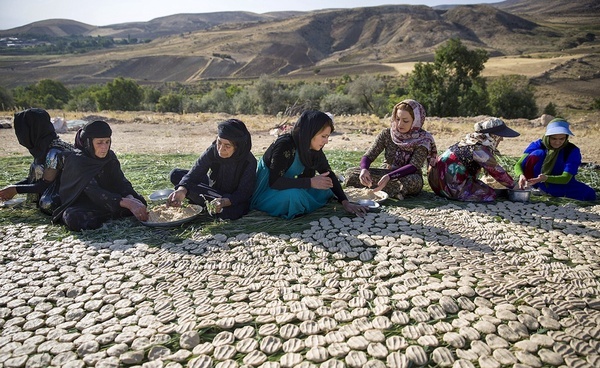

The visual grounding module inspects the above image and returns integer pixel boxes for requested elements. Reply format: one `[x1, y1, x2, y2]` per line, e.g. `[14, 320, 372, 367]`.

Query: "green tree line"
[0, 34, 146, 55]
[1, 39, 555, 119]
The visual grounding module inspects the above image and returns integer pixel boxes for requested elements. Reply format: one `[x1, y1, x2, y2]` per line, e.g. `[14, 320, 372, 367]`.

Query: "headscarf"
[389, 99, 438, 167]
[212, 119, 252, 163]
[459, 118, 507, 153]
[13, 108, 59, 163]
[458, 133, 499, 150]
[75, 120, 113, 159]
[540, 118, 572, 175]
[291, 110, 333, 170]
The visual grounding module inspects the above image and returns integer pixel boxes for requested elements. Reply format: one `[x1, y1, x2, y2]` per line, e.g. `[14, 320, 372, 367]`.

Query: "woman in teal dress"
[251, 110, 368, 219]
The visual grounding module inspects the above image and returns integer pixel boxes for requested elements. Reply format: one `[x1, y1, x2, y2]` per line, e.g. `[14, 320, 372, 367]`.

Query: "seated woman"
[251, 110, 368, 219]
[428, 118, 519, 202]
[515, 119, 596, 201]
[0, 108, 74, 214]
[52, 120, 148, 231]
[344, 99, 437, 199]
[167, 119, 257, 220]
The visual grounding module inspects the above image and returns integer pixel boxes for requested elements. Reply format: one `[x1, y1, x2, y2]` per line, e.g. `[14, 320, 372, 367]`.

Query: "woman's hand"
[359, 169, 372, 188]
[311, 172, 333, 189]
[372, 174, 390, 192]
[518, 175, 528, 189]
[209, 197, 231, 214]
[0, 186, 17, 201]
[342, 200, 368, 217]
[121, 197, 149, 221]
[526, 174, 547, 186]
[167, 187, 187, 207]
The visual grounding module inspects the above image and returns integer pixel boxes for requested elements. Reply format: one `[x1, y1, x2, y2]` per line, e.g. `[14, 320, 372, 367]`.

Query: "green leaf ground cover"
[1, 152, 598, 245]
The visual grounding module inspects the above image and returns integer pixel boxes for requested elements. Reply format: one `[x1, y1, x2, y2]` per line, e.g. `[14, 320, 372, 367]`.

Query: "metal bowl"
[149, 189, 174, 202]
[0, 197, 26, 208]
[357, 199, 380, 209]
[508, 189, 531, 202]
[494, 188, 509, 199]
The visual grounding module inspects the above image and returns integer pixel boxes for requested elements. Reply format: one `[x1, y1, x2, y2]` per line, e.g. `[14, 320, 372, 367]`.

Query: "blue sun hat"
[545, 119, 574, 136]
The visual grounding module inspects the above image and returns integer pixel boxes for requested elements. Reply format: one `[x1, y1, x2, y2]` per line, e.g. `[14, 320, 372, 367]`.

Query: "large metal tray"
[140, 205, 203, 227]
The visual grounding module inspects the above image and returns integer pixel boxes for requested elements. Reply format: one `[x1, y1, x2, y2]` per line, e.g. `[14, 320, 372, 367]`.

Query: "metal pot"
[508, 189, 531, 202]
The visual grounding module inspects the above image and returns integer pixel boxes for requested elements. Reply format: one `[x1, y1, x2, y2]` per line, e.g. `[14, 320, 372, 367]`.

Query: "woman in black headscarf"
[167, 119, 257, 220]
[0, 108, 74, 214]
[250, 110, 368, 219]
[52, 120, 148, 231]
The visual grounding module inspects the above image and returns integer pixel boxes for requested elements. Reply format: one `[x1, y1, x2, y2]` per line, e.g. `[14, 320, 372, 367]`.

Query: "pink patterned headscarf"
[390, 99, 438, 167]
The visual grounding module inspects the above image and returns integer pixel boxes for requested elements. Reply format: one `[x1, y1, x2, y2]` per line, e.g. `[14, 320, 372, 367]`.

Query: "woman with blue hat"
[514, 118, 596, 201]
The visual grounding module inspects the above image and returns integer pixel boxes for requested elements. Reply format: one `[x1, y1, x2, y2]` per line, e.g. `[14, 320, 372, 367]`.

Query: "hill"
[0, 12, 302, 39]
[0, 0, 598, 112]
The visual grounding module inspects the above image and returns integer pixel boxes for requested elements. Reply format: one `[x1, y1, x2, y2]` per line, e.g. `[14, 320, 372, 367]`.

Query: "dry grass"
[2, 110, 600, 164]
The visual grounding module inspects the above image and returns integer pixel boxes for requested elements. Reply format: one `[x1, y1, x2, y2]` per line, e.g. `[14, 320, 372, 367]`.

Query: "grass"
[1, 151, 599, 245]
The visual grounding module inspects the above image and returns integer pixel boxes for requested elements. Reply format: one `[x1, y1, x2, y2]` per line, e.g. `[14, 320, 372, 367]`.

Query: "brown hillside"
[4, 19, 96, 37]
[0, 0, 598, 113]
[496, 0, 600, 16]
[2, 4, 590, 87]
[90, 12, 296, 39]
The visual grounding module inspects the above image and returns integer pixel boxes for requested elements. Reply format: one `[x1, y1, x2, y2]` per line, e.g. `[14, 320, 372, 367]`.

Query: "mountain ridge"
[0, 0, 598, 87]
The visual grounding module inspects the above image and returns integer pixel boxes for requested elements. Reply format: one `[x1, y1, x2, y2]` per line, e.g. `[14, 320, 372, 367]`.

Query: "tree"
[346, 75, 386, 115]
[320, 93, 359, 115]
[232, 90, 258, 115]
[95, 77, 143, 111]
[199, 88, 233, 114]
[487, 75, 538, 119]
[13, 79, 70, 109]
[408, 38, 489, 117]
[67, 85, 101, 112]
[543, 102, 557, 116]
[297, 84, 329, 111]
[0, 86, 14, 110]
[253, 76, 293, 115]
[156, 93, 183, 113]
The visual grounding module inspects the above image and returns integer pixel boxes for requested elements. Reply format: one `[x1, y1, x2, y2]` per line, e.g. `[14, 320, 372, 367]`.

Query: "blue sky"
[0, 0, 500, 30]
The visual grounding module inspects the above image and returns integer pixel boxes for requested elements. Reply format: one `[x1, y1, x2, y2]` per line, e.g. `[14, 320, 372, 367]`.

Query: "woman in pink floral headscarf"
[344, 99, 437, 199]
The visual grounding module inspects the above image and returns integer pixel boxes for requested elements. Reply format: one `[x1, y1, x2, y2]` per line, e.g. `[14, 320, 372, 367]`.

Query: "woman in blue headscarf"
[53, 120, 148, 231]
[515, 118, 596, 201]
[167, 119, 257, 220]
[251, 110, 368, 219]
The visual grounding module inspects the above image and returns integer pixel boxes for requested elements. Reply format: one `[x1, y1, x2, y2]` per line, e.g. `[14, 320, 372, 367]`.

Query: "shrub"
[0, 85, 14, 110]
[543, 102, 558, 116]
[156, 93, 183, 113]
[487, 75, 538, 119]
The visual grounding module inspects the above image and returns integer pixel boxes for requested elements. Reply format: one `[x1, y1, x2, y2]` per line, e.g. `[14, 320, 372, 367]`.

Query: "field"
[1, 110, 599, 367]
[3, 109, 600, 162]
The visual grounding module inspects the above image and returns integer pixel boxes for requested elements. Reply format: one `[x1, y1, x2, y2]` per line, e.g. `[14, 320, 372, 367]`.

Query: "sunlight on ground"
[385, 54, 576, 77]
